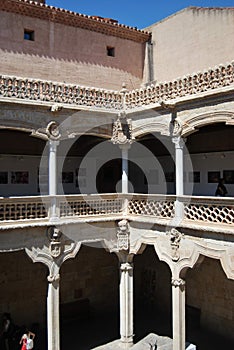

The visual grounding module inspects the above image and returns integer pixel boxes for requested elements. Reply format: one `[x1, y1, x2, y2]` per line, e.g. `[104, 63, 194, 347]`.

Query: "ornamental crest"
[117, 219, 129, 250]
[50, 241, 62, 258]
[47, 226, 63, 258]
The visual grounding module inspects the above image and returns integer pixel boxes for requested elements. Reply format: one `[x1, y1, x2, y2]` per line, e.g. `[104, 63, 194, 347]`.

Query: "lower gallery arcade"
[0, 236, 233, 350]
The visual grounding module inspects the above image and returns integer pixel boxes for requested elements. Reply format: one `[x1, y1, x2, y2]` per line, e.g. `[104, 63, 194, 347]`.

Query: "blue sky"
[48, 0, 234, 28]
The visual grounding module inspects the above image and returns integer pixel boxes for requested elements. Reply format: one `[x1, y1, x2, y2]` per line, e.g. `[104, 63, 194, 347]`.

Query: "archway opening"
[186, 256, 234, 349]
[134, 245, 172, 341]
[60, 244, 119, 349]
[185, 123, 234, 196]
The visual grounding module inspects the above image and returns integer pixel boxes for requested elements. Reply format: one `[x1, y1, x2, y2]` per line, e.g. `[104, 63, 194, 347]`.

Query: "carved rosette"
[46, 121, 61, 140]
[168, 228, 184, 262]
[117, 219, 130, 251]
[111, 114, 134, 145]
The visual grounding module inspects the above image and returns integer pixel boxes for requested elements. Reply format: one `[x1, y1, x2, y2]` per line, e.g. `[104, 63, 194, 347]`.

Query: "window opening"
[24, 29, 34, 41]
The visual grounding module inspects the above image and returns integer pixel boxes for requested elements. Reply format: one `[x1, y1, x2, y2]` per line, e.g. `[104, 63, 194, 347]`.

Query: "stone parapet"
[1, 60, 234, 111]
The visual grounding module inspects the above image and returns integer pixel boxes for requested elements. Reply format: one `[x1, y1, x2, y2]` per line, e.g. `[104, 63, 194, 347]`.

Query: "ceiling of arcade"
[186, 123, 234, 154]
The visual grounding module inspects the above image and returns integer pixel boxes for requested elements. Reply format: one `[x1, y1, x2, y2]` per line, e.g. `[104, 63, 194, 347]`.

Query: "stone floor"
[31, 308, 234, 350]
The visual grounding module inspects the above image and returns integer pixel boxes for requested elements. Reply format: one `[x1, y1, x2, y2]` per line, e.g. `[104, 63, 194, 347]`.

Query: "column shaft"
[49, 140, 59, 219]
[120, 262, 134, 345]
[47, 279, 60, 350]
[172, 279, 186, 350]
[174, 137, 184, 196]
[121, 146, 129, 194]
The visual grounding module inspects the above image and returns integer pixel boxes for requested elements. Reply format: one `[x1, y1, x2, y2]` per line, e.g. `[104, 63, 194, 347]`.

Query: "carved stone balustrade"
[0, 194, 233, 234]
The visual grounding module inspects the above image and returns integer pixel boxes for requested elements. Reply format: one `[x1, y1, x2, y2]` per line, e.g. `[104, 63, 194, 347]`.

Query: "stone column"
[119, 261, 134, 346]
[49, 140, 58, 196]
[171, 278, 186, 350]
[120, 144, 130, 194]
[172, 136, 185, 196]
[46, 121, 61, 220]
[172, 136, 185, 224]
[47, 270, 60, 350]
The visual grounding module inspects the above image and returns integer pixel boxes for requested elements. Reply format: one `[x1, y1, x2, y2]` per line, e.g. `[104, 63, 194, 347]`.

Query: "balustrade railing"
[0, 194, 233, 231]
[0, 196, 49, 222]
[179, 195, 234, 226]
[128, 194, 175, 219]
[58, 194, 123, 218]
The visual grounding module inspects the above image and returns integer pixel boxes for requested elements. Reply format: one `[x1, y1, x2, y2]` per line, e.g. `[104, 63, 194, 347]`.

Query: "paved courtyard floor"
[30, 308, 234, 350]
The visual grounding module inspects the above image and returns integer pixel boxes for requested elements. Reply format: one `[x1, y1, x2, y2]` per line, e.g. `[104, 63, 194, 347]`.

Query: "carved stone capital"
[46, 121, 61, 140]
[47, 273, 60, 283]
[171, 278, 185, 287]
[172, 136, 186, 149]
[120, 262, 133, 272]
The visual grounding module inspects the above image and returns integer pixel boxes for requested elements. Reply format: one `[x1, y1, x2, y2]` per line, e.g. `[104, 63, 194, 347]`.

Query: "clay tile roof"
[0, 0, 151, 43]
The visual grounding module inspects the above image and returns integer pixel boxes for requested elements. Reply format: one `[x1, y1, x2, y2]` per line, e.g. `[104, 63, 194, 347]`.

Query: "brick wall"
[0, 11, 145, 90]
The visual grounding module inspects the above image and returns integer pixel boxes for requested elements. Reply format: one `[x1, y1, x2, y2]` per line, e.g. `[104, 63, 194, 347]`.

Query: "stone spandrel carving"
[117, 219, 130, 251]
[47, 226, 63, 258]
[111, 115, 134, 145]
[168, 228, 184, 262]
